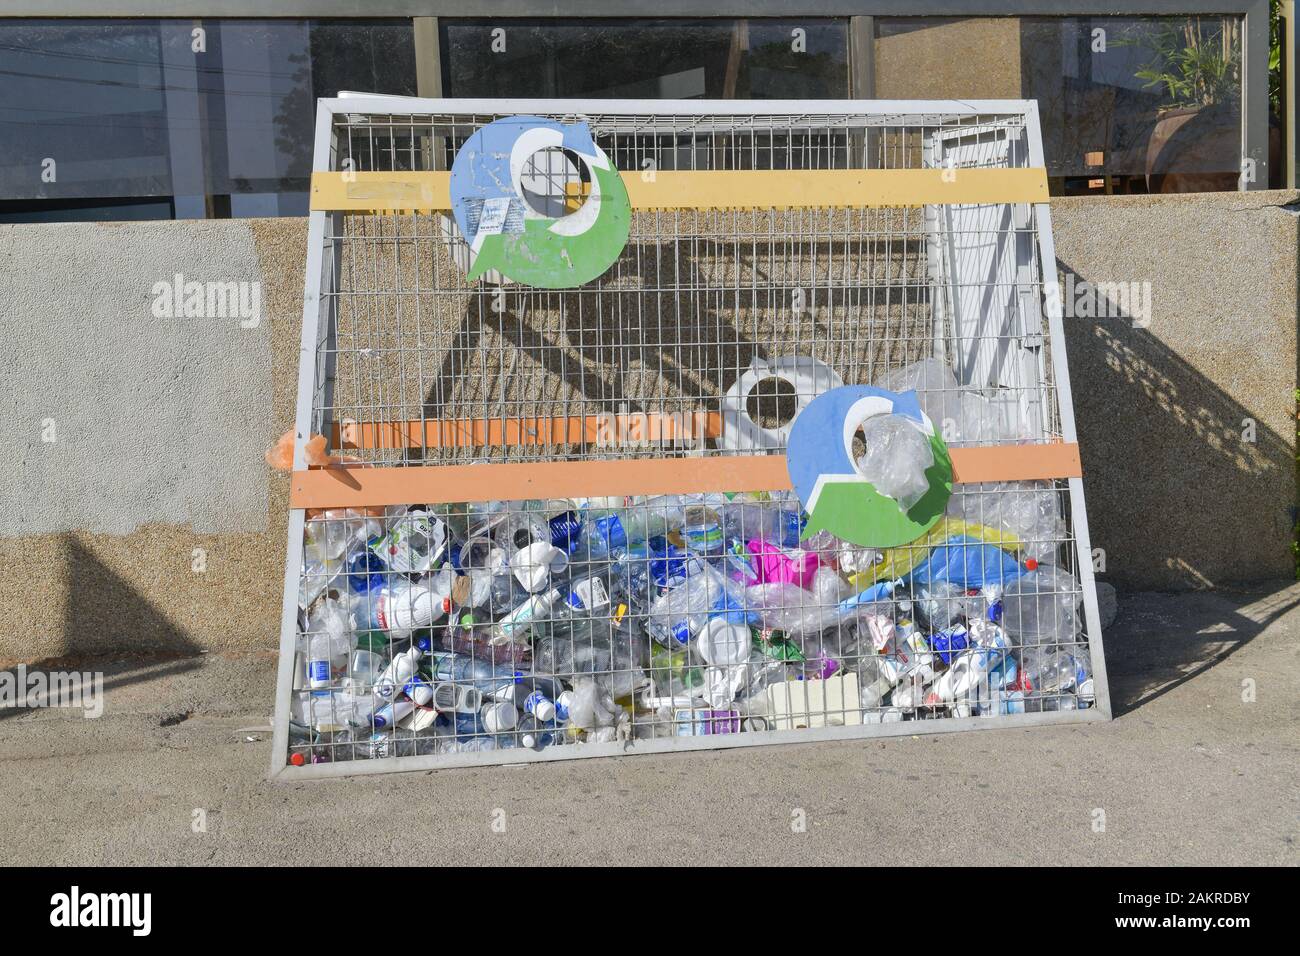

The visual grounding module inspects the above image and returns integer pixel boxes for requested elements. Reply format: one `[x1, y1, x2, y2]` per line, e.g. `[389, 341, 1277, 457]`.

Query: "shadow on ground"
[1104, 581, 1300, 717]
[0, 536, 203, 720]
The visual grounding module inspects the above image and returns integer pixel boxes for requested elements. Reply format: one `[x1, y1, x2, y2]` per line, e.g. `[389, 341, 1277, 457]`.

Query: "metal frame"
[269, 96, 1111, 780]
[0, 1, 1276, 190]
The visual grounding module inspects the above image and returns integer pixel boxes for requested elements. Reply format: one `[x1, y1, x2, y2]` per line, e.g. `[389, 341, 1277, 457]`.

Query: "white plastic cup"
[697, 616, 752, 667]
[511, 541, 568, 593]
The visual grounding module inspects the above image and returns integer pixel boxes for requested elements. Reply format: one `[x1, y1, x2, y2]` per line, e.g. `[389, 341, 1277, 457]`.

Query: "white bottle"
[482, 700, 519, 734]
[522, 690, 556, 722]
[373, 647, 421, 702]
[372, 698, 415, 730]
[930, 630, 1009, 704]
[356, 571, 452, 638]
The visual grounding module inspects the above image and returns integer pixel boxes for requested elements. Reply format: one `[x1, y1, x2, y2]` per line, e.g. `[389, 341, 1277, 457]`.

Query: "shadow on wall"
[1058, 260, 1295, 590]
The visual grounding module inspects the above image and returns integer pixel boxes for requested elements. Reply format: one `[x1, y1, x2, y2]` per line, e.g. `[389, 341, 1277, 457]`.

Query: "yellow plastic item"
[846, 518, 1022, 590]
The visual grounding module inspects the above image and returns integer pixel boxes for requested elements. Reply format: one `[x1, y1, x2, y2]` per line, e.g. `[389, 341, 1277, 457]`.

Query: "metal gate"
[270, 97, 1111, 778]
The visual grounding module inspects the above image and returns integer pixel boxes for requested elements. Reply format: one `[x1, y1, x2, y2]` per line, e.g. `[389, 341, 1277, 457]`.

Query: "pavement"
[1, 583, 1297, 866]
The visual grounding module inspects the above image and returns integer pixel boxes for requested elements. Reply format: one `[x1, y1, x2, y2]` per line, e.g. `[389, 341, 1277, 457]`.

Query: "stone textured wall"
[1, 191, 1295, 660]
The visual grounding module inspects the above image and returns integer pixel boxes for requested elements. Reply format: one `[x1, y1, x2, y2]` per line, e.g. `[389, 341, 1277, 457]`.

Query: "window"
[0, 18, 416, 221]
[874, 16, 1245, 193]
[441, 19, 849, 100]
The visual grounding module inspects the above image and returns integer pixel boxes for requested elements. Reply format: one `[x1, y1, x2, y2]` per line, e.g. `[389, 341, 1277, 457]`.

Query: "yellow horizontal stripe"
[310, 167, 1048, 213]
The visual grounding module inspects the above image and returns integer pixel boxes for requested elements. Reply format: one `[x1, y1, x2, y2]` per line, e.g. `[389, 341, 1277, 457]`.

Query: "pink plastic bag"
[746, 538, 821, 589]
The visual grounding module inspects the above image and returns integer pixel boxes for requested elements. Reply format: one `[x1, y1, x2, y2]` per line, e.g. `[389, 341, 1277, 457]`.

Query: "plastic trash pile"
[289, 488, 1094, 766]
[286, 359, 1095, 766]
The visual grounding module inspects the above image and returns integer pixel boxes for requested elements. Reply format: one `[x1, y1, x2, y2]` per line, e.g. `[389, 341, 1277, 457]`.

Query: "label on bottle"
[682, 511, 723, 553]
[372, 512, 446, 574]
[307, 659, 331, 685]
[497, 590, 557, 638]
[567, 576, 610, 612]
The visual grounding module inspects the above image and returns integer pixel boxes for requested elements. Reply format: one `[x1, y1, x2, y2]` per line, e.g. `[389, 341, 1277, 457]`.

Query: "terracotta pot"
[1145, 103, 1241, 193]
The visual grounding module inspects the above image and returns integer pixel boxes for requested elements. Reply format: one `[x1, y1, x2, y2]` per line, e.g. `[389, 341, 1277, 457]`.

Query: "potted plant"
[1130, 18, 1243, 191]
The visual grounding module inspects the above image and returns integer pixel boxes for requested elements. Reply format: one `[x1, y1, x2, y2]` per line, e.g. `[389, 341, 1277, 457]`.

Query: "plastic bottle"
[481, 700, 519, 734]
[1020, 648, 1089, 694]
[916, 581, 965, 628]
[423, 614, 532, 667]
[427, 650, 524, 696]
[346, 631, 389, 694]
[352, 570, 452, 638]
[373, 647, 422, 703]
[680, 505, 725, 554]
[927, 628, 1009, 705]
[304, 599, 354, 688]
[542, 504, 585, 555]
[534, 611, 647, 699]
[493, 509, 552, 554]
[518, 714, 557, 750]
[371, 698, 415, 730]
[554, 690, 575, 722]
[562, 571, 616, 616]
[646, 559, 748, 648]
[492, 587, 564, 644]
[1001, 565, 1083, 646]
[580, 496, 687, 560]
[457, 536, 518, 611]
[300, 509, 387, 610]
[721, 503, 803, 550]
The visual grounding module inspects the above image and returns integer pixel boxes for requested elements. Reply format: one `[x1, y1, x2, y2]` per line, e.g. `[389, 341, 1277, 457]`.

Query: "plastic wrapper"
[854, 413, 935, 511]
[947, 480, 1064, 560]
[1000, 564, 1083, 646]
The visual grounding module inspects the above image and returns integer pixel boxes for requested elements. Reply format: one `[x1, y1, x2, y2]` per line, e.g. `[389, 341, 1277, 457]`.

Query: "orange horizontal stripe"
[290, 443, 1080, 509]
[332, 413, 721, 450]
[949, 442, 1082, 484]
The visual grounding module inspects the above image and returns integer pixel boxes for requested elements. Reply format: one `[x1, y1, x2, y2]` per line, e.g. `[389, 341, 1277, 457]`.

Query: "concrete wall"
[1, 192, 1295, 661]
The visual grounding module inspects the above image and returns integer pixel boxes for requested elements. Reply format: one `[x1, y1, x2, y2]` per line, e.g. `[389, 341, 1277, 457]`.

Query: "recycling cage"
[270, 97, 1113, 779]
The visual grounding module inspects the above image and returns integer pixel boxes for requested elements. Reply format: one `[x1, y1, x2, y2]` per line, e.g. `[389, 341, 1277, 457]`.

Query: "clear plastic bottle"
[1001, 565, 1082, 646]
[304, 599, 354, 688]
[646, 559, 746, 648]
[346, 631, 389, 694]
[426, 650, 524, 696]
[580, 496, 687, 560]
[492, 587, 564, 644]
[535, 611, 647, 700]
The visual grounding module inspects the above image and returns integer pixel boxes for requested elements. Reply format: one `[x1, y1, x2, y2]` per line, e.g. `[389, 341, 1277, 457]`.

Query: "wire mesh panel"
[271, 98, 1110, 777]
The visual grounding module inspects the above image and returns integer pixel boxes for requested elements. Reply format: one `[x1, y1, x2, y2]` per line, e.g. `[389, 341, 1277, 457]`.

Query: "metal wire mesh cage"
[271, 97, 1111, 777]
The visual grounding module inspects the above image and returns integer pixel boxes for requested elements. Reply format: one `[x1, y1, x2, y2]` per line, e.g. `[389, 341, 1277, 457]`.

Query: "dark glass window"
[0, 18, 416, 221]
[441, 19, 849, 100]
[874, 16, 1244, 194]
